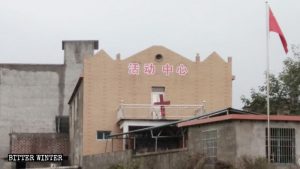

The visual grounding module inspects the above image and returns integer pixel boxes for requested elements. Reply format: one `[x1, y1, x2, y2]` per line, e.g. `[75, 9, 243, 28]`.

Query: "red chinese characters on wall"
[144, 63, 156, 75]
[161, 63, 173, 76]
[176, 64, 188, 76]
[128, 63, 188, 76]
[128, 63, 140, 75]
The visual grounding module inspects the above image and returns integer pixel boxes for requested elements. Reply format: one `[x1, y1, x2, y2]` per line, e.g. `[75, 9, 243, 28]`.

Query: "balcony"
[117, 103, 204, 120]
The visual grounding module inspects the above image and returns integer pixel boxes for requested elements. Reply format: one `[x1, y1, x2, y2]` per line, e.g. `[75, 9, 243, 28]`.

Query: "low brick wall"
[10, 133, 69, 156]
[83, 151, 132, 169]
[133, 149, 189, 169]
[26, 166, 78, 169]
[82, 149, 190, 169]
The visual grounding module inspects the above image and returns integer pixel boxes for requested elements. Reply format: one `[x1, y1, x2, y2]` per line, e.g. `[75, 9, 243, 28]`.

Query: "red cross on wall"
[154, 94, 170, 118]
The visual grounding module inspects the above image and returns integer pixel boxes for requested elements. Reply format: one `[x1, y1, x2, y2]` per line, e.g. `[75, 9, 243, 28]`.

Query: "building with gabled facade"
[68, 45, 234, 166]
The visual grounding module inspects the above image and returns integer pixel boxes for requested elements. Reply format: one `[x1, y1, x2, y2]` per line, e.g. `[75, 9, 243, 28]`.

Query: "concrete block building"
[0, 40, 98, 169]
[68, 45, 233, 166]
[178, 109, 300, 168]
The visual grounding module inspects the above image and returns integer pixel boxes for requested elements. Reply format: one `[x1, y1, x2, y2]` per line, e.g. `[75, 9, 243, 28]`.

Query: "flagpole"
[266, 1, 271, 163]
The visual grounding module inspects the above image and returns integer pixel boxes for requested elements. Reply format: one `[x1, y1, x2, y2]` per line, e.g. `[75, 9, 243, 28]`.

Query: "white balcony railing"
[117, 103, 205, 120]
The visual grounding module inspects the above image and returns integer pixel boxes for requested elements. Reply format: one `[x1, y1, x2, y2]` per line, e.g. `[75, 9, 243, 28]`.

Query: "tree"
[241, 44, 300, 115]
[279, 45, 300, 114]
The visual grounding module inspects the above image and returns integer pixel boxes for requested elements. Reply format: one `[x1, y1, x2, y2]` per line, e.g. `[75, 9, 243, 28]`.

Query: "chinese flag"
[269, 7, 288, 53]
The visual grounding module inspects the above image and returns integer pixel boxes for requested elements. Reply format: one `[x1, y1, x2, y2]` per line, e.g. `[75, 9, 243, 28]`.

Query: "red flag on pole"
[269, 7, 288, 53]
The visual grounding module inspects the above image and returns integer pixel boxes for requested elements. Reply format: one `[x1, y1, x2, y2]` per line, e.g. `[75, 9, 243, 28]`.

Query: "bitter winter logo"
[8, 154, 63, 162]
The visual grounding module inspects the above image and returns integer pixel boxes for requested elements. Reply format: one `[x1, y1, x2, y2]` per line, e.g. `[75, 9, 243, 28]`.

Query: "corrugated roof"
[109, 107, 256, 138]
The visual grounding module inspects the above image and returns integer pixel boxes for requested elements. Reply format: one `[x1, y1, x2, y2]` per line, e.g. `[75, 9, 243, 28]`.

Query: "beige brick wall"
[82, 46, 233, 155]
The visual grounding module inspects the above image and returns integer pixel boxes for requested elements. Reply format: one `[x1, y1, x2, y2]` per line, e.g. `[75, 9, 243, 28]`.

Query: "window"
[155, 54, 163, 62]
[151, 87, 165, 119]
[151, 87, 165, 104]
[97, 131, 111, 140]
[201, 130, 217, 158]
[266, 128, 295, 163]
[55, 116, 69, 134]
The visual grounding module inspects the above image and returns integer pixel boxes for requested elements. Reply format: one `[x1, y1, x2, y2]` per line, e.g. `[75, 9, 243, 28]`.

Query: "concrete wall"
[235, 121, 300, 163]
[83, 151, 132, 169]
[63, 41, 97, 116]
[188, 121, 237, 163]
[25, 162, 62, 168]
[69, 79, 84, 166]
[82, 149, 190, 169]
[132, 150, 190, 169]
[0, 40, 98, 169]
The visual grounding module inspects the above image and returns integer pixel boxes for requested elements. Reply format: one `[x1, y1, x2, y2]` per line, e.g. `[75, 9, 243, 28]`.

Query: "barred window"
[202, 130, 217, 158]
[266, 128, 295, 163]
